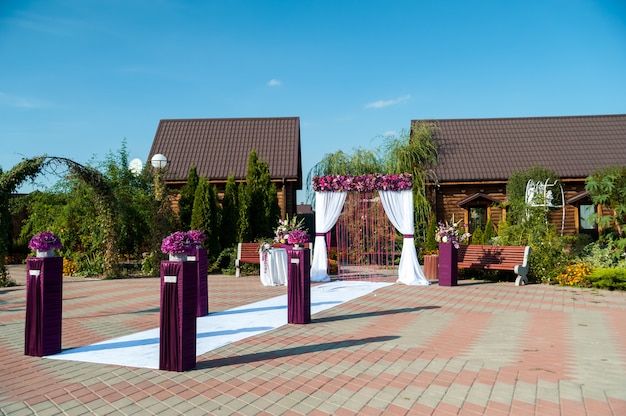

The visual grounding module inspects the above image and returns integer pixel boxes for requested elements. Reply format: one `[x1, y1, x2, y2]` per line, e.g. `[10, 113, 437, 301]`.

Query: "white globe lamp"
[151, 154, 168, 169]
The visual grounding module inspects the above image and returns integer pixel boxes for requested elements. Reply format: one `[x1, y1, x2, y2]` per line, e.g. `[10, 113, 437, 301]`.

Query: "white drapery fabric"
[310, 191, 347, 282]
[378, 190, 430, 285]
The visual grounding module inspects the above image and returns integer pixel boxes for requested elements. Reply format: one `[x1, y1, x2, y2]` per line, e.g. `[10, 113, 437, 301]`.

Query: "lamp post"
[151, 153, 168, 169]
[151, 154, 168, 201]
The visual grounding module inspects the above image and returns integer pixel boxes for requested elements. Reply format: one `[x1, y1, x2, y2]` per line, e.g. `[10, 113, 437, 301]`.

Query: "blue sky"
[1, 0, 625, 201]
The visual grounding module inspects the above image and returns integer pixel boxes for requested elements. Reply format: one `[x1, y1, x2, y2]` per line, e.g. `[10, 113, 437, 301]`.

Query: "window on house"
[579, 204, 596, 230]
[469, 206, 486, 234]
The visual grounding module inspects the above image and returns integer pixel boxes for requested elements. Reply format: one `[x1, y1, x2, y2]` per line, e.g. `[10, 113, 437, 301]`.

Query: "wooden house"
[147, 117, 302, 217]
[416, 114, 626, 237]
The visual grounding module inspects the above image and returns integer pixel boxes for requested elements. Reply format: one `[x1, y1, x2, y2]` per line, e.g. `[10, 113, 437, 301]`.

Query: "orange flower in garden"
[556, 262, 592, 286]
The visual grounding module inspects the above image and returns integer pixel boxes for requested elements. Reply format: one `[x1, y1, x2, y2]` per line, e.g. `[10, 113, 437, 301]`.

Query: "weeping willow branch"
[304, 122, 438, 240]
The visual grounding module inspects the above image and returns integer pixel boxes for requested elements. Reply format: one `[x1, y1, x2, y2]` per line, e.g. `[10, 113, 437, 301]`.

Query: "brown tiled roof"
[416, 114, 626, 183]
[148, 117, 302, 186]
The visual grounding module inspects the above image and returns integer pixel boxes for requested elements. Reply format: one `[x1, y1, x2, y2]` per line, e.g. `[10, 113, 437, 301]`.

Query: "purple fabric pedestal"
[438, 243, 458, 286]
[194, 247, 208, 317]
[287, 248, 311, 324]
[25, 257, 63, 357]
[159, 261, 197, 372]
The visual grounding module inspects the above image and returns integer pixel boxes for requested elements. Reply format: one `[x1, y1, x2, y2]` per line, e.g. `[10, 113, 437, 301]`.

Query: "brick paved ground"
[1, 264, 625, 415]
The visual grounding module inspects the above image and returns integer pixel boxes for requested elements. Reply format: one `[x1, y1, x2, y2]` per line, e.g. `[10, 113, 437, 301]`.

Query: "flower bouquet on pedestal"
[188, 230, 206, 247]
[435, 215, 470, 286]
[29, 231, 62, 257]
[161, 231, 195, 261]
[187, 230, 206, 261]
[287, 229, 309, 249]
[274, 214, 307, 245]
[435, 214, 471, 249]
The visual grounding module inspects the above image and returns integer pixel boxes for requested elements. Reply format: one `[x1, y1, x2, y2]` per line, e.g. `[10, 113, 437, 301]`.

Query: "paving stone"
[1, 268, 625, 415]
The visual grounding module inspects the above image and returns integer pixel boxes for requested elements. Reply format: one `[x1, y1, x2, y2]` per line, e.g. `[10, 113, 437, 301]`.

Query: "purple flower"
[312, 174, 413, 192]
[188, 230, 206, 244]
[161, 231, 195, 255]
[287, 229, 310, 244]
[29, 231, 62, 251]
[435, 216, 471, 249]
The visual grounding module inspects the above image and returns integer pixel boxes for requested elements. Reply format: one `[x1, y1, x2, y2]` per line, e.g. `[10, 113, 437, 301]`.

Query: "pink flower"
[312, 174, 413, 192]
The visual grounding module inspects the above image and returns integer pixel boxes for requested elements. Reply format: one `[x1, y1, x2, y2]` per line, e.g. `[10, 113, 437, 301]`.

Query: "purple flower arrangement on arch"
[312, 173, 413, 192]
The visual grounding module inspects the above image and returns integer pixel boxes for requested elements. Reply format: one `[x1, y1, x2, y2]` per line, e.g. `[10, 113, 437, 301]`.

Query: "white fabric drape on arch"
[310, 191, 347, 282]
[378, 189, 430, 285]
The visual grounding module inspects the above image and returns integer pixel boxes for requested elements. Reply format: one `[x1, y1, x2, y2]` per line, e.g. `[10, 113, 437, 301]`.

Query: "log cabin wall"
[431, 178, 594, 236]
[433, 182, 507, 232]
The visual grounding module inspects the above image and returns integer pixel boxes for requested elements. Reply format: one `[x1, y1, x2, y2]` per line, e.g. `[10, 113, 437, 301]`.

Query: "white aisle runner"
[46, 281, 392, 369]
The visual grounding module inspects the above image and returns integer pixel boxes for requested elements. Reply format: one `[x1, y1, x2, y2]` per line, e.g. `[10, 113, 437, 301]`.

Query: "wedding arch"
[310, 173, 430, 286]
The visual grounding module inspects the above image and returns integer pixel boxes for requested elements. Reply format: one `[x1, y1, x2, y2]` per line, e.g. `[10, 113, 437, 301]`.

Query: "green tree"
[243, 150, 278, 241]
[191, 178, 222, 260]
[178, 165, 199, 229]
[220, 174, 239, 249]
[237, 182, 250, 242]
[17, 147, 177, 278]
[471, 227, 484, 245]
[483, 216, 496, 244]
[585, 165, 626, 237]
[424, 214, 439, 252]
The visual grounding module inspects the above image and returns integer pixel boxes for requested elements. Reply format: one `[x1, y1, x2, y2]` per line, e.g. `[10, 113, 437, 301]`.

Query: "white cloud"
[267, 79, 282, 87]
[365, 94, 411, 109]
[383, 130, 397, 137]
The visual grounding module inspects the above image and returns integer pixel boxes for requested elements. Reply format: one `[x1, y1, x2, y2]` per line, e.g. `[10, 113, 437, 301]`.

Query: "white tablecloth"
[260, 248, 288, 286]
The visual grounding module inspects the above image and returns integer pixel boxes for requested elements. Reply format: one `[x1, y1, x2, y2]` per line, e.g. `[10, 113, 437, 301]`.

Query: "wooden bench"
[235, 243, 268, 277]
[234, 242, 312, 277]
[457, 245, 531, 286]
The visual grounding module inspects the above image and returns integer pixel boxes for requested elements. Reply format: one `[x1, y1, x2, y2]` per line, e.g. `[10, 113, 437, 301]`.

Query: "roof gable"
[416, 114, 626, 183]
[148, 117, 302, 186]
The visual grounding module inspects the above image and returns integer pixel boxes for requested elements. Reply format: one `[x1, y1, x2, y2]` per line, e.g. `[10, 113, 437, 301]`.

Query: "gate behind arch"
[310, 174, 429, 286]
[335, 192, 399, 280]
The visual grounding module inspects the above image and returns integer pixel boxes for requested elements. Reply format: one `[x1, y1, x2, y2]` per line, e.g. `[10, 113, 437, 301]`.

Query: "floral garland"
[29, 231, 62, 252]
[312, 173, 412, 192]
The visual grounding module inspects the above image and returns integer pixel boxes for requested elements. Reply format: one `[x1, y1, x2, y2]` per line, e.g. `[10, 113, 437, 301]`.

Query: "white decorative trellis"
[525, 179, 566, 235]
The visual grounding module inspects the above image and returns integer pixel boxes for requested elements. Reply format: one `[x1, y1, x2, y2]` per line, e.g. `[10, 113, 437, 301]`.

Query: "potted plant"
[188, 230, 206, 246]
[287, 229, 310, 249]
[161, 231, 195, 261]
[436, 215, 470, 286]
[274, 214, 307, 246]
[29, 231, 62, 258]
